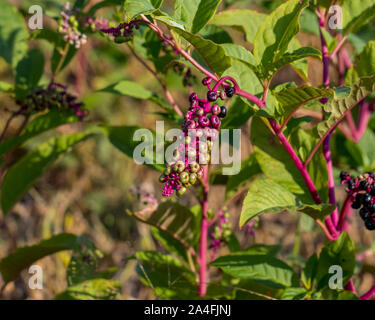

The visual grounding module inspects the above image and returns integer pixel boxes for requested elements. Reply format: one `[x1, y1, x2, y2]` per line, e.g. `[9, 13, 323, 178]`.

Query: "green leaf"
[280, 287, 308, 300]
[191, 0, 222, 34]
[221, 96, 254, 130]
[15, 49, 45, 94]
[253, 0, 308, 67]
[124, 0, 163, 20]
[251, 117, 311, 201]
[210, 9, 266, 43]
[151, 227, 188, 261]
[262, 47, 321, 80]
[221, 43, 258, 68]
[132, 251, 196, 299]
[211, 252, 299, 288]
[1, 132, 93, 215]
[51, 44, 77, 74]
[0, 81, 13, 92]
[127, 200, 201, 247]
[275, 85, 334, 124]
[316, 76, 375, 140]
[300, 8, 319, 35]
[98, 125, 164, 171]
[316, 233, 356, 290]
[0, 109, 80, 159]
[29, 29, 64, 48]
[240, 178, 335, 226]
[66, 236, 102, 286]
[200, 25, 232, 44]
[174, 0, 221, 33]
[99, 80, 172, 112]
[225, 153, 261, 200]
[172, 27, 232, 77]
[301, 253, 318, 290]
[342, 0, 375, 35]
[354, 40, 375, 78]
[223, 59, 262, 95]
[55, 279, 121, 300]
[0, 0, 28, 68]
[0, 233, 79, 283]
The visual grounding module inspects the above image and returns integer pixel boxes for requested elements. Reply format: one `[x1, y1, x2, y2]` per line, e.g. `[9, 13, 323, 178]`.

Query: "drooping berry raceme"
[59, 2, 88, 49]
[100, 20, 141, 43]
[15, 82, 88, 120]
[159, 76, 237, 197]
[210, 210, 232, 261]
[340, 171, 375, 230]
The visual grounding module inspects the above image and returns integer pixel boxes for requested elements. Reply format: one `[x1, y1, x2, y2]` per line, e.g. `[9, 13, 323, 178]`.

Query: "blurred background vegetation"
[0, 0, 374, 299]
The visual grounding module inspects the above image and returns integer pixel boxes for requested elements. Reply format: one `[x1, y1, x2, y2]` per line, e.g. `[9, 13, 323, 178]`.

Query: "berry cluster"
[15, 82, 88, 120]
[59, 2, 87, 49]
[100, 20, 140, 43]
[159, 77, 236, 197]
[340, 171, 375, 230]
[84, 17, 110, 33]
[210, 210, 232, 258]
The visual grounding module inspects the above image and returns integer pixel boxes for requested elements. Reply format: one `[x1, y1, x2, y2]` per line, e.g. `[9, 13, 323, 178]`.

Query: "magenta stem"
[318, 10, 340, 230]
[345, 279, 357, 294]
[360, 285, 375, 300]
[198, 166, 209, 296]
[337, 195, 354, 232]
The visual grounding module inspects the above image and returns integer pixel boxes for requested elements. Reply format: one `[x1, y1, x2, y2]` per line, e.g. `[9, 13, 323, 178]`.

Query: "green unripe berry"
[189, 173, 197, 184]
[159, 174, 165, 183]
[174, 161, 185, 173]
[180, 171, 190, 183]
[185, 136, 192, 145]
[223, 230, 231, 238]
[189, 161, 200, 173]
[177, 186, 187, 196]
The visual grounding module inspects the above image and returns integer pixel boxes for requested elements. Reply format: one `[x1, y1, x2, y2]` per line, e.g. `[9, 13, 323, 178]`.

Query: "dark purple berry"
[370, 186, 375, 196]
[347, 179, 355, 190]
[186, 120, 197, 129]
[365, 218, 375, 230]
[218, 106, 227, 118]
[363, 193, 372, 205]
[199, 116, 210, 127]
[351, 201, 361, 209]
[225, 86, 235, 98]
[359, 180, 369, 190]
[355, 193, 364, 204]
[210, 114, 221, 127]
[202, 77, 212, 86]
[340, 171, 349, 182]
[189, 93, 198, 104]
[360, 207, 371, 220]
[368, 203, 375, 213]
[207, 91, 218, 102]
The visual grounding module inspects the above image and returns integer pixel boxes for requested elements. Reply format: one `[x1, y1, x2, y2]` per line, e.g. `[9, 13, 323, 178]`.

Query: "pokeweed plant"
[0, 0, 374, 300]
